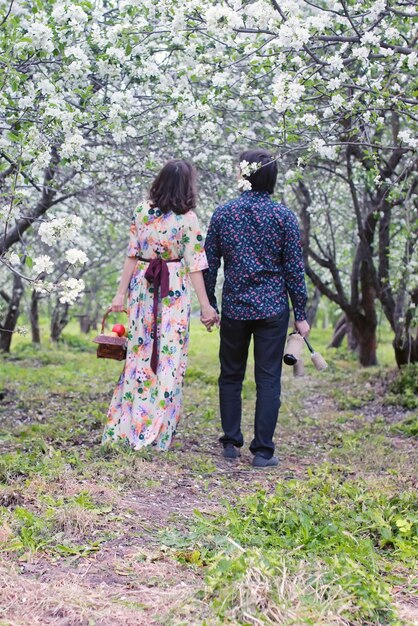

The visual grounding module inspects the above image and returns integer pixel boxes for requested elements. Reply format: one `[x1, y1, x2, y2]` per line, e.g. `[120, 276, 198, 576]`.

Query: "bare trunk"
[76, 314, 91, 333]
[0, 274, 24, 352]
[50, 301, 70, 342]
[306, 287, 321, 328]
[328, 314, 360, 352]
[393, 334, 418, 367]
[30, 290, 41, 344]
[328, 314, 346, 348]
[351, 316, 378, 366]
[346, 320, 359, 352]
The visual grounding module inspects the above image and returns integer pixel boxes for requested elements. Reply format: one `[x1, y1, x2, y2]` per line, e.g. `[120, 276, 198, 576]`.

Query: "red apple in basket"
[112, 324, 126, 337]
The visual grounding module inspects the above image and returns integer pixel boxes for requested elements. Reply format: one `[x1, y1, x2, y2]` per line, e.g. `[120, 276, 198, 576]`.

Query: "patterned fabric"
[204, 190, 307, 321]
[102, 203, 208, 450]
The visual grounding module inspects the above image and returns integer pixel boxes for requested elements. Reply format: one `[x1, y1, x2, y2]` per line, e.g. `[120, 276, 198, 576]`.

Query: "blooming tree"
[1, 0, 416, 363]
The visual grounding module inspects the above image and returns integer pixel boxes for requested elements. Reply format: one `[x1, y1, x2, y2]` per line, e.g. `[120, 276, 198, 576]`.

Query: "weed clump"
[386, 364, 418, 409]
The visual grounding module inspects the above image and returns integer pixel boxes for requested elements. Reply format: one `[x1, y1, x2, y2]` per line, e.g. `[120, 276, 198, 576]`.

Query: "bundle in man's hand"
[283, 331, 328, 373]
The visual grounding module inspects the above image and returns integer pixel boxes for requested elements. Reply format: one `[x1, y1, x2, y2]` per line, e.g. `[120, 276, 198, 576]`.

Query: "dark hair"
[149, 159, 197, 215]
[239, 148, 278, 194]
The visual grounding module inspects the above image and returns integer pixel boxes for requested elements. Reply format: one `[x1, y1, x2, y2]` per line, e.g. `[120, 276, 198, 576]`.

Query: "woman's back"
[128, 203, 205, 269]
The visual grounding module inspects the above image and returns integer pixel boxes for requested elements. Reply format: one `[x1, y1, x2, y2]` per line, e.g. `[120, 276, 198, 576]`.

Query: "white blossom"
[328, 77, 342, 90]
[15, 326, 29, 336]
[303, 113, 318, 126]
[39, 216, 83, 246]
[65, 249, 89, 265]
[61, 133, 86, 159]
[33, 255, 54, 275]
[331, 94, 345, 109]
[26, 22, 54, 53]
[237, 178, 252, 192]
[352, 47, 370, 62]
[407, 52, 417, 70]
[329, 55, 344, 71]
[59, 278, 85, 304]
[240, 160, 261, 177]
[8, 252, 20, 266]
[398, 130, 418, 149]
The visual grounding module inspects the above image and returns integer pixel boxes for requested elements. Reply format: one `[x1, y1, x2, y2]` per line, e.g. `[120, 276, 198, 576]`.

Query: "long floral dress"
[102, 203, 208, 450]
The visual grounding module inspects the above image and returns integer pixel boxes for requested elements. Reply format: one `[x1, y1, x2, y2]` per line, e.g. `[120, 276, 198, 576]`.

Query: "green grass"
[0, 320, 417, 625]
[177, 469, 417, 624]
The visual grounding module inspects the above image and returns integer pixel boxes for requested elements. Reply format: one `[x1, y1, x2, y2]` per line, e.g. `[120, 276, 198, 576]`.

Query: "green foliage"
[185, 468, 418, 624]
[0, 491, 113, 558]
[386, 364, 418, 409]
[59, 332, 96, 352]
[0, 442, 66, 483]
[392, 414, 418, 438]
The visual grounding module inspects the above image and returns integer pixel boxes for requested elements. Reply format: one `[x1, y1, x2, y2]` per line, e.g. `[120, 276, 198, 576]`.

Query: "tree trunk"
[76, 314, 91, 333]
[50, 301, 70, 342]
[30, 290, 41, 344]
[393, 334, 418, 367]
[346, 320, 359, 352]
[306, 287, 321, 328]
[351, 316, 378, 366]
[0, 274, 24, 352]
[328, 314, 346, 348]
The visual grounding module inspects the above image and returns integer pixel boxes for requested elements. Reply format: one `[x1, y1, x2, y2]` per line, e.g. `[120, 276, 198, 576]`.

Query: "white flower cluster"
[312, 139, 337, 159]
[15, 326, 29, 337]
[7, 252, 20, 267]
[272, 73, 305, 114]
[240, 160, 262, 177]
[39, 216, 83, 246]
[237, 178, 252, 192]
[33, 255, 54, 276]
[398, 130, 418, 150]
[59, 278, 85, 305]
[65, 248, 88, 265]
[238, 160, 263, 191]
[33, 280, 56, 295]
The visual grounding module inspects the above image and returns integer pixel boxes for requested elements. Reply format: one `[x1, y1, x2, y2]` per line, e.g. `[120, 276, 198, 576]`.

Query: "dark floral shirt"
[203, 190, 307, 321]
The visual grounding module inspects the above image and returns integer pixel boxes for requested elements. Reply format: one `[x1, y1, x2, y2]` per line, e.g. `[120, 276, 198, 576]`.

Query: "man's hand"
[200, 305, 219, 332]
[295, 319, 310, 337]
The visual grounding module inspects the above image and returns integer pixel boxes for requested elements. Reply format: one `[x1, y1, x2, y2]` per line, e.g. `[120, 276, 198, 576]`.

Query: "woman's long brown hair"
[149, 160, 197, 215]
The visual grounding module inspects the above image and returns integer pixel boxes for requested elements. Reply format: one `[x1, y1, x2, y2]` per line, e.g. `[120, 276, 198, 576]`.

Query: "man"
[203, 148, 310, 468]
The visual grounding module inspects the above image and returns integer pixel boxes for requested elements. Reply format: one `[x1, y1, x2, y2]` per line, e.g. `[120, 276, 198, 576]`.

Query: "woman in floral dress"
[102, 160, 218, 450]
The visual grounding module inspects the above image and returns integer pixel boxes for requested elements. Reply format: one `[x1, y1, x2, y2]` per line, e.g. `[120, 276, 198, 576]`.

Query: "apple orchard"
[0, 0, 417, 365]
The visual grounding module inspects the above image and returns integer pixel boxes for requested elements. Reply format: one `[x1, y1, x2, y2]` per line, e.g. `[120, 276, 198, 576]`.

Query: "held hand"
[111, 294, 125, 312]
[200, 305, 219, 331]
[295, 319, 310, 338]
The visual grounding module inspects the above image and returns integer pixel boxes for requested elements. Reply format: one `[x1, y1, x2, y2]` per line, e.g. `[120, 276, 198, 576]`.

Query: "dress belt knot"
[139, 256, 181, 374]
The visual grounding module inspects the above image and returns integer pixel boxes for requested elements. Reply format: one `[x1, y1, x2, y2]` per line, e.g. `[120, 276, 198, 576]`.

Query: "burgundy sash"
[140, 256, 181, 374]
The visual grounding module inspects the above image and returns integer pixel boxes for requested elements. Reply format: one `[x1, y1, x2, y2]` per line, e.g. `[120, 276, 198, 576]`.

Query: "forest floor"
[0, 322, 417, 626]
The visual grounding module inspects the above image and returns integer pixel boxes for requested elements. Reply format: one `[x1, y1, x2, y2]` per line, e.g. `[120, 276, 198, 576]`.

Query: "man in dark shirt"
[203, 148, 310, 468]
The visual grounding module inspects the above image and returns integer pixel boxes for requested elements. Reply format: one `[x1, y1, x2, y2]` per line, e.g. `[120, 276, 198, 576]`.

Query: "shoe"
[252, 455, 279, 468]
[222, 444, 241, 460]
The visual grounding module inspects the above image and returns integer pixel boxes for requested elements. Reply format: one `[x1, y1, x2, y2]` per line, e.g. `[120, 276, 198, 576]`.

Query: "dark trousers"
[219, 311, 289, 459]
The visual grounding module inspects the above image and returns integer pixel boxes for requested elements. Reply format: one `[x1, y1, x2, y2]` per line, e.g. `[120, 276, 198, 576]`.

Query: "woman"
[103, 160, 218, 450]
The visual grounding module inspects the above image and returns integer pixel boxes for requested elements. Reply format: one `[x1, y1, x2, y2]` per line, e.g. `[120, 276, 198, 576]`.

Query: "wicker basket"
[92, 308, 127, 361]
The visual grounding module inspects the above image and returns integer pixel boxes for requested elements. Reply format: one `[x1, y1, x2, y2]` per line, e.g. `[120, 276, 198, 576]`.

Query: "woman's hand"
[200, 305, 219, 331]
[295, 319, 310, 337]
[111, 294, 125, 312]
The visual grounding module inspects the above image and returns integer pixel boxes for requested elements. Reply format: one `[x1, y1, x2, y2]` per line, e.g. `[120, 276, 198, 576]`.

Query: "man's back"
[204, 189, 307, 321]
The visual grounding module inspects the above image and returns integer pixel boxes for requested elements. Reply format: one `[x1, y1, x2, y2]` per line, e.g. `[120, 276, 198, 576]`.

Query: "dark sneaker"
[222, 444, 241, 460]
[252, 455, 279, 468]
